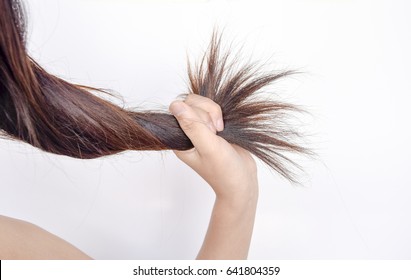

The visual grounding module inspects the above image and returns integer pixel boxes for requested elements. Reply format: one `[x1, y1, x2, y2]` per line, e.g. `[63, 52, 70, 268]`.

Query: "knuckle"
[184, 93, 197, 104]
[180, 118, 197, 132]
[202, 98, 222, 118]
[205, 112, 213, 123]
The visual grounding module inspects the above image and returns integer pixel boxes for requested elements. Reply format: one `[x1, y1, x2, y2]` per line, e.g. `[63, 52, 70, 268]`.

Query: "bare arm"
[169, 94, 259, 259]
[0, 215, 91, 259]
[1, 93, 257, 260]
[196, 191, 258, 259]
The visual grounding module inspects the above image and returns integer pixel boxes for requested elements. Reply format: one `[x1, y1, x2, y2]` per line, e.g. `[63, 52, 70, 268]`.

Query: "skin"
[169, 94, 258, 259]
[0, 95, 258, 260]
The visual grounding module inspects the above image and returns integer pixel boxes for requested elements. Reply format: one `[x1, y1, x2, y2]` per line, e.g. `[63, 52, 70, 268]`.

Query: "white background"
[1, 0, 410, 259]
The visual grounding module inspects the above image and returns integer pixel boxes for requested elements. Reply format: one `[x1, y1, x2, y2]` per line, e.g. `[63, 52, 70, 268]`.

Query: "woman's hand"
[169, 94, 258, 200]
[169, 94, 258, 259]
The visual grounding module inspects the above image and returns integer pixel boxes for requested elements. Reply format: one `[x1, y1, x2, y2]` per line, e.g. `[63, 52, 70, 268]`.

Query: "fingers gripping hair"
[0, 0, 310, 182]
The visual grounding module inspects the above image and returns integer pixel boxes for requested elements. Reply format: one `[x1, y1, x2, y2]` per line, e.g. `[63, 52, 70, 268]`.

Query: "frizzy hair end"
[0, 0, 309, 182]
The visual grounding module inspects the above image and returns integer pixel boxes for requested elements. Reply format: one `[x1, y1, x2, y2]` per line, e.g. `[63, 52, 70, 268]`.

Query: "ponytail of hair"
[0, 0, 309, 182]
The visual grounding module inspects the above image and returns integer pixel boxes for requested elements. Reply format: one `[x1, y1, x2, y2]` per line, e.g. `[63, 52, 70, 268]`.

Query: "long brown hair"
[0, 0, 309, 182]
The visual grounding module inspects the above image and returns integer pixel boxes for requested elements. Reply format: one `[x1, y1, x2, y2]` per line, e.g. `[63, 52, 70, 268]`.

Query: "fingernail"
[170, 101, 186, 116]
[216, 118, 224, 131]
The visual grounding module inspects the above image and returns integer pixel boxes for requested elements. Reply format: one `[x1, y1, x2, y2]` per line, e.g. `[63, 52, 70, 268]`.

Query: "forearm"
[196, 188, 258, 260]
[169, 94, 260, 260]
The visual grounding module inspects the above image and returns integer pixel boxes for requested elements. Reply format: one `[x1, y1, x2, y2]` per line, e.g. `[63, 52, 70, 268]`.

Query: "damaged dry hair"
[0, 0, 309, 182]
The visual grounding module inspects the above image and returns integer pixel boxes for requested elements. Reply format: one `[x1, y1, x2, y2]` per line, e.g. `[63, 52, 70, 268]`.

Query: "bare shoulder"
[0, 215, 91, 260]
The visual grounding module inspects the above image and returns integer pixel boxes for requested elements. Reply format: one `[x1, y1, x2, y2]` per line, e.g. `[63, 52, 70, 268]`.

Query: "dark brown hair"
[0, 0, 308, 182]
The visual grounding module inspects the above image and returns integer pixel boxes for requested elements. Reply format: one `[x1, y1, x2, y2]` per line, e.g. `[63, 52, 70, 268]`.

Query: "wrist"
[214, 171, 259, 202]
[215, 182, 259, 211]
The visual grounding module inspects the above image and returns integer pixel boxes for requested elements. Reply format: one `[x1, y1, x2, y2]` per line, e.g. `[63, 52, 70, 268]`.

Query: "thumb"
[169, 100, 216, 155]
